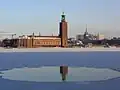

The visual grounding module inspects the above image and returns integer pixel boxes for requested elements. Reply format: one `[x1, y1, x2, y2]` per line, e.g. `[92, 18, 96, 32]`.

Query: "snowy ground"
[0, 47, 120, 52]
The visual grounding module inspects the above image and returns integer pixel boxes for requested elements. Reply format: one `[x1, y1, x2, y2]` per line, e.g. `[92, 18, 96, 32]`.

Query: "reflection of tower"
[60, 66, 68, 81]
[59, 12, 68, 47]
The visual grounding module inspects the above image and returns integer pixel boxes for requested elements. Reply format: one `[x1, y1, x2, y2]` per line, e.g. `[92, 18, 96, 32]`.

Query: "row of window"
[18, 40, 61, 46]
[34, 41, 61, 45]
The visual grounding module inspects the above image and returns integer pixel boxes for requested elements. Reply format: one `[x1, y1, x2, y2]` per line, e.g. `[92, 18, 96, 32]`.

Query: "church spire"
[84, 24, 89, 37]
[85, 24, 88, 34]
[85, 24, 88, 32]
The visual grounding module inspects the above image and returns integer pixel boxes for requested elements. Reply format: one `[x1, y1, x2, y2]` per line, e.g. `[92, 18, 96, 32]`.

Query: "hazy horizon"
[0, 0, 120, 38]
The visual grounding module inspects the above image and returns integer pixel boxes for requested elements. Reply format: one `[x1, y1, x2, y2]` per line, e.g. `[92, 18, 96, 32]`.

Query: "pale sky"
[0, 0, 120, 38]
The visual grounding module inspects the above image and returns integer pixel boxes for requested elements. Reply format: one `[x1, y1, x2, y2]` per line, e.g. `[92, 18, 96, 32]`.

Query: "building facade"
[96, 33, 104, 40]
[59, 12, 68, 47]
[8, 12, 68, 48]
[17, 36, 61, 48]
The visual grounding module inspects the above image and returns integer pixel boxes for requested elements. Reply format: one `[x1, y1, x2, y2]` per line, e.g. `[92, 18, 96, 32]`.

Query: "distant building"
[83, 24, 89, 39]
[2, 12, 68, 48]
[96, 33, 104, 40]
[83, 25, 96, 40]
[76, 34, 84, 40]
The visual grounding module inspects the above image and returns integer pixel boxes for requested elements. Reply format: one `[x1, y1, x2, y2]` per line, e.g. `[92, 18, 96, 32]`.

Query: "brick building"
[10, 12, 68, 48]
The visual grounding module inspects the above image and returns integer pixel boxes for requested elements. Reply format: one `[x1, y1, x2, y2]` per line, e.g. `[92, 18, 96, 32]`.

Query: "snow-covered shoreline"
[0, 47, 120, 52]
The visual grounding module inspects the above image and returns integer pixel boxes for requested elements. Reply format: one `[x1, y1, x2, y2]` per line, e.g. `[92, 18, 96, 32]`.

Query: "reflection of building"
[3, 12, 68, 48]
[60, 66, 68, 81]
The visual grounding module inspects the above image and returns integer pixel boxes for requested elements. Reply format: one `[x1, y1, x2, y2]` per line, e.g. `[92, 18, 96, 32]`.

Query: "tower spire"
[86, 24, 87, 32]
[59, 12, 68, 47]
[61, 12, 66, 22]
[84, 24, 88, 37]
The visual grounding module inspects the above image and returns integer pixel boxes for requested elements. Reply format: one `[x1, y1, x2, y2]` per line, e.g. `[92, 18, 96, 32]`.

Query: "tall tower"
[59, 12, 68, 47]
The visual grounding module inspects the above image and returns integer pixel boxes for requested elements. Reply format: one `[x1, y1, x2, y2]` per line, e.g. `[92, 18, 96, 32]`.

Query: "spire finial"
[62, 12, 64, 15]
[61, 12, 65, 21]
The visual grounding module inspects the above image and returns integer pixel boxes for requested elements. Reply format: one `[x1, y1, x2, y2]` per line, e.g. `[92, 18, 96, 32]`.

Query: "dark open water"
[0, 52, 120, 90]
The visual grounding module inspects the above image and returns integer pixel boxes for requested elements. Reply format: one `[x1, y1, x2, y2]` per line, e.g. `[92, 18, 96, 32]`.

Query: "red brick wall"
[60, 21, 68, 47]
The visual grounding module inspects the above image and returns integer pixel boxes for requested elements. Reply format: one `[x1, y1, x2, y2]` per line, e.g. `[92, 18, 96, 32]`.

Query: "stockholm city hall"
[3, 13, 69, 81]
[9, 12, 68, 48]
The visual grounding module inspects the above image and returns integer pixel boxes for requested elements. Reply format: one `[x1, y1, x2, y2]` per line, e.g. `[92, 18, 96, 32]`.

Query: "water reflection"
[60, 66, 68, 81]
[1, 66, 120, 82]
